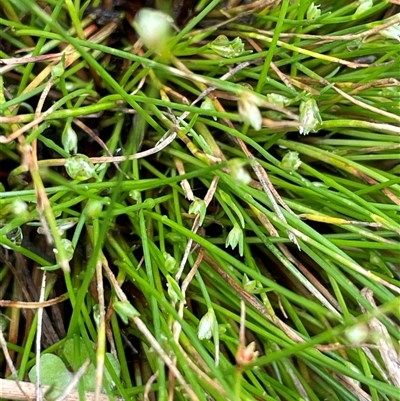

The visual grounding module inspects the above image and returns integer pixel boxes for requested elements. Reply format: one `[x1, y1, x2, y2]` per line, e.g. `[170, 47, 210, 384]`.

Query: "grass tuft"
[0, 1, 399, 400]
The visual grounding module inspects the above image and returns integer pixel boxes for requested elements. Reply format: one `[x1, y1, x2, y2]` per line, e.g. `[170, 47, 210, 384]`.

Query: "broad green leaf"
[28, 354, 72, 400]
[63, 338, 121, 390]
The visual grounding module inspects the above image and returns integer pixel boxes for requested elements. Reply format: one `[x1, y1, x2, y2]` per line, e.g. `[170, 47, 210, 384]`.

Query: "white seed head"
[299, 98, 321, 135]
[11, 199, 28, 215]
[345, 323, 369, 344]
[197, 309, 215, 340]
[133, 8, 173, 54]
[238, 94, 262, 131]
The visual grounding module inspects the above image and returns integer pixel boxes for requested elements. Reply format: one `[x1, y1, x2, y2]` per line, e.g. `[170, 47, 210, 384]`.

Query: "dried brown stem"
[0, 378, 120, 401]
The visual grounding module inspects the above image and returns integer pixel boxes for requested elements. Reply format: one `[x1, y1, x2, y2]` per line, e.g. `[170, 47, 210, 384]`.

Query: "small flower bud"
[85, 199, 103, 219]
[218, 323, 229, 336]
[209, 35, 245, 58]
[60, 238, 74, 262]
[62, 125, 78, 155]
[238, 93, 262, 131]
[280, 151, 302, 172]
[225, 223, 244, 257]
[50, 239, 74, 269]
[133, 8, 173, 55]
[299, 97, 321, 135]
[353, 0, 373, 19]
[129, 190, 141, 202]
[227, 159, 251, 185]
[166, 275, 184, 303]
[0, 200, 29, 219]
[189, 198, 207, 225]
[236, 342, 259, 365]
[242, 274, 262, 294]
[201, 98, 217, 121]
[243, 274, 256, 293]
[306, 2, 321, 21]
[197, 309, 215, 340]
[11, 200, 29, 219]
[345, 323, 369, 344]
[51, 56, 65, 79]
[369, 252, 380, 266]
[113, 300, 140, 324]
[163, 252, 178, 274]
[266, 93, 291, 107]
[65, 154, 97, 181]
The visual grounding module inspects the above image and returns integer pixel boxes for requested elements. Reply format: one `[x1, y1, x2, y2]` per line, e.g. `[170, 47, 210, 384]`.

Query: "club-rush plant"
[0, 0, 399, 400]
